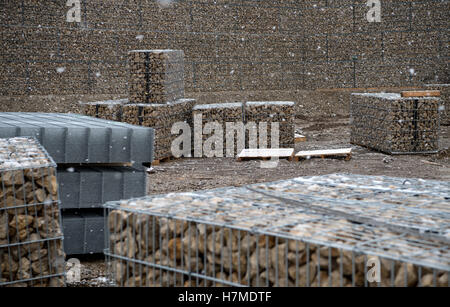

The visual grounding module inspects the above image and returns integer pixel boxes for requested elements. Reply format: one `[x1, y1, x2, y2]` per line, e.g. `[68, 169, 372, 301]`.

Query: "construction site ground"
[68, 116, 450, 287]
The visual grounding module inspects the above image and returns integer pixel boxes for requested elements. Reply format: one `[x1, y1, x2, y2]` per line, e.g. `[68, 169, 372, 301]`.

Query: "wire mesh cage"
[123, 100, 195, 160]
[245, 101, 296, 149]
[0, 137, 65, 287]
[81, 98, 195, 161]
[82, 99, 129, 122]
[425, 84, 449, 126]
[350, 93, 440, 154]
[128, 50, 185, 104]
[193, 103, 246, 157]
[104, 174, 450, 287]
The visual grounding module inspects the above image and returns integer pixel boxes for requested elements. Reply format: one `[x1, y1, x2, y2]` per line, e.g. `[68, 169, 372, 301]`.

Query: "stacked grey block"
[58, 166, 146, 210]
[0, 113, 153, 255]
[350, 93, 440, 154]
[58, 165, 146, 254]
[0, 113, 154, 164]
[62, 211, 105, 255]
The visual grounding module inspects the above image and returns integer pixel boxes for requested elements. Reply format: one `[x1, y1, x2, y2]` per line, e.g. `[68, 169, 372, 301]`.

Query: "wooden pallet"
[152, 156, 178, 165]
[401, 90, 441, 98]
[294, 148, 352, 161]
[295, 134, 307, 143]
[237, 148, 295, 161]
[63, 162, 134, 167]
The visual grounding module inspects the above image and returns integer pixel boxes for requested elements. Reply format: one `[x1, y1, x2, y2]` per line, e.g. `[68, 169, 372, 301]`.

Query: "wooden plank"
[62, 162, 134, 168]
[295, 148, 352, 161]
[295, 134, 307, 143]
[318, 86, 422, 93]
[237, 148, 295, 161]
[152, 156, 176, 166]
[401, 90, 440, 98]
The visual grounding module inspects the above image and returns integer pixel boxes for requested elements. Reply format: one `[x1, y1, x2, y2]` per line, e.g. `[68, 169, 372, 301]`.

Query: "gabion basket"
[350, 93, 440, 154]
[0, 137, 65, 287]
[104, 174, 449, 287]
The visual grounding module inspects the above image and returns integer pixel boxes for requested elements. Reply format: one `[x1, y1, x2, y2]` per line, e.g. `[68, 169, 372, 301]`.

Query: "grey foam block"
[0, 112, 154, 164]
[62, 211, 105, 255]
[58, 166, 147, 209]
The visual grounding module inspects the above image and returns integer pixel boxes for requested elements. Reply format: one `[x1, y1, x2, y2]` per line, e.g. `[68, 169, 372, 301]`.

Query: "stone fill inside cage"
[425, 84, 449, 126]
[128, 50, 185, 104]
[193, 103, 245, 157]
[104, 174, 449, 287]
[0, 137, 65, 287]
[350, 93, 440, 154]
[245, 101, 296, 149]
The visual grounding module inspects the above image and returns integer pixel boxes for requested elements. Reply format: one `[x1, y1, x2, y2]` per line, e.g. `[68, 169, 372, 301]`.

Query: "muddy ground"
[68, 117, 449, 287]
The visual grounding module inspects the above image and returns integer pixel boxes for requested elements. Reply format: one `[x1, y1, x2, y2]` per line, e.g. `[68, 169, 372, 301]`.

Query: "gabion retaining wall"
[1, 1, 448, 98]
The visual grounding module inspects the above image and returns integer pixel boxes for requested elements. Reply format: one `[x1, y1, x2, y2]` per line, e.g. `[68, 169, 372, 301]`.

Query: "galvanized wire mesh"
[128, 50, 185, 104]
[104, 174, 450, 287]
[426, 84, 449, 126]
[0, 137, 65, 287]
[350, 93, 440, 154]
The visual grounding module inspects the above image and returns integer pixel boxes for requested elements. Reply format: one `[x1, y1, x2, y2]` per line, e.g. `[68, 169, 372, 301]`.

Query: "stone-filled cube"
[351, 93, 440, 154]
[82, 99, 128, 121]
[245, 101, 296, 149]
[0, 137, 65, 287]
[128, 50, 185, 104]
[192, 103, 245, 157]
[122, 99, 195, 160]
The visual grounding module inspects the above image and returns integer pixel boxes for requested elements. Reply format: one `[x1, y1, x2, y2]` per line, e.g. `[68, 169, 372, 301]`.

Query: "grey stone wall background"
[0, 0, 448, 99]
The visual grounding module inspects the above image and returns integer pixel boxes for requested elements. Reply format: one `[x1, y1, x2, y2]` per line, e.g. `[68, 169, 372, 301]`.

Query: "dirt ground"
[68, 117, 449, 287]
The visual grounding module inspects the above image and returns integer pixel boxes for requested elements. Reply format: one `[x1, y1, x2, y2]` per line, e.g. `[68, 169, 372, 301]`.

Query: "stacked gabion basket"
[82, 50, 196, 161]
[192, 103, 245, 157]
[122, 99, 196, 160]
[128, 50, 185, 104]
[83, 50, 297, 160]
[104, 174, 449, 287]
[191, 101, 296, 157]
[350, 93, 440, 154]
[0, 137, 65, 287]
[245, 101, 296, 149]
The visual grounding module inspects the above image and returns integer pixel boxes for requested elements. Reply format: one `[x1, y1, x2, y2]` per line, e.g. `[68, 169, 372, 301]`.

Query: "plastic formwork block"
[57, 166, 147, 210]
[0, 113, 154, 165]
[62, 211, 105, 255]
